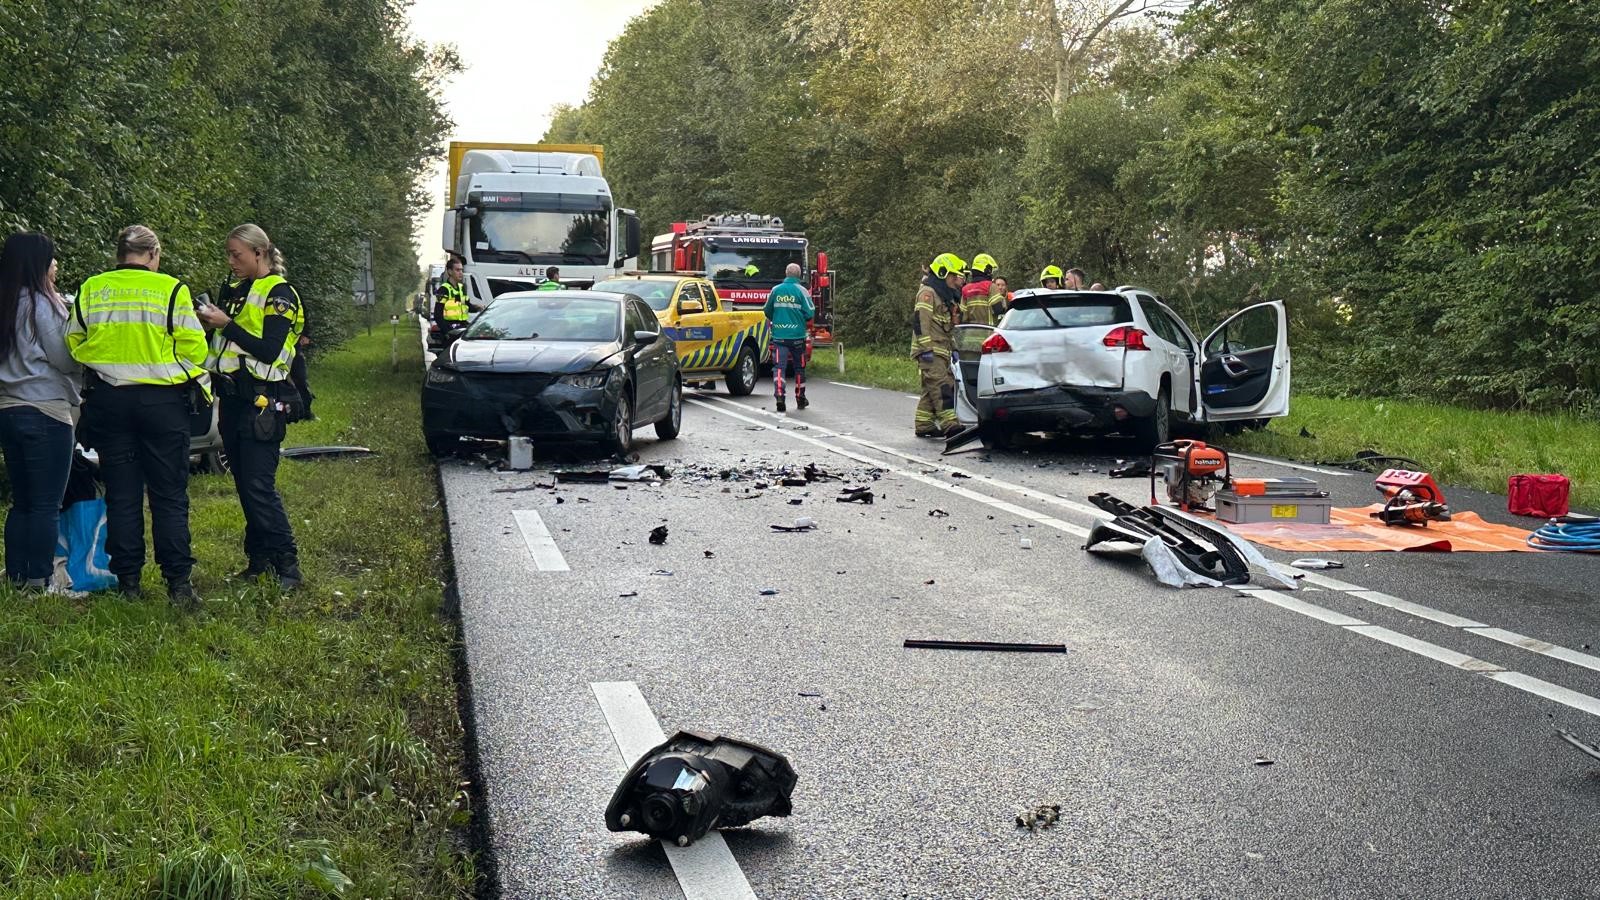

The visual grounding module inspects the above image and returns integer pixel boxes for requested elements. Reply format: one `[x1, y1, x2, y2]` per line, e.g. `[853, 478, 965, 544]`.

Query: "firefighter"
[743, 262, 760, 278]
[196, 223, 305, 590]
[911, 253, 964, 438]
[1039, 265, 1064, 290]
[960, 253, 1003, 326]
[67, 225, 208, 605]
[537, 266, 563, 290]
[433, 257, 469, 334]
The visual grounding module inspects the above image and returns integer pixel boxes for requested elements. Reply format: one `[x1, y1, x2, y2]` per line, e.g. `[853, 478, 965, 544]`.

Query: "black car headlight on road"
[425, 366, 459, 385]
[557, 369, 614, 390]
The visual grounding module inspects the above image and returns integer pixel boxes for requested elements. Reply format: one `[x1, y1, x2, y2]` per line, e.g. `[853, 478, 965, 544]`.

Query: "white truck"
[440, 142, 641, 305]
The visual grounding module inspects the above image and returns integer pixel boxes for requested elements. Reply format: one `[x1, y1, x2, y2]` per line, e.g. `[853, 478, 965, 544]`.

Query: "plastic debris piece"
[1290, 558, 1345, 570]
[759, 588, 779, 596]
[905, 639, 1067, 653]
[788, 498, 804, 505]
[555, 469, 610, 483]
[649, 526, 669, 545]
[837, 487, 874, 504]
[650, 569, 674, 577]
[781, 477, 808, 488]
[704, 550, 715, 559]
[1016, 804, 1062, 832]
[798, 691, 822, 698]
[928, 509, 950, 518]
[1557, 728, 1600, 763]
[280, 445, 376, 460]
[1254, 756, 1275, 766]
[1019, 538, 1033, 549]
[619, 591, 638, 598]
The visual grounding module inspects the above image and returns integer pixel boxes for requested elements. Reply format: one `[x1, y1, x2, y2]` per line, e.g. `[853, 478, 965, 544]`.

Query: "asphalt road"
[442, 378, 1600, 899]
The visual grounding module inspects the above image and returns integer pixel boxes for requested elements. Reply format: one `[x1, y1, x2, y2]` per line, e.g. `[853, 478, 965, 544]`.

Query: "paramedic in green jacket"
[761, 263, 815, 413]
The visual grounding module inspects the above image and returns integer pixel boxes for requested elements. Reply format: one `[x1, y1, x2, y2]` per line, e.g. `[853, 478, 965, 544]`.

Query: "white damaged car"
[950, 286, 1290, 450]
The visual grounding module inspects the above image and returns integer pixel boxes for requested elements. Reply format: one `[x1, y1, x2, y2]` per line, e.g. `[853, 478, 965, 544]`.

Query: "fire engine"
[650, 213, 834, 346]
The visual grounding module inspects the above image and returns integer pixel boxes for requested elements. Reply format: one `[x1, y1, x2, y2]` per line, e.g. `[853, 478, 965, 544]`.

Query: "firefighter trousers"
[914, 354, 957, 435]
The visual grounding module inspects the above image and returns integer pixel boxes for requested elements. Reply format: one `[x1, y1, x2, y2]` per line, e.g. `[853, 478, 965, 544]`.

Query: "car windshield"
[469, 207, 611, 266]
[1002, 294, 1131, 331]
[592, 279, 677, 311]
[464, 297, 620, 342]
[706, 246, 804, 284]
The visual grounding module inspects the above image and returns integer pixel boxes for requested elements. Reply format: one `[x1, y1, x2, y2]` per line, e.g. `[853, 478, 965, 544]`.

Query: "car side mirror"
[678, 299, 704, 314]
[634, 330, 660, 346]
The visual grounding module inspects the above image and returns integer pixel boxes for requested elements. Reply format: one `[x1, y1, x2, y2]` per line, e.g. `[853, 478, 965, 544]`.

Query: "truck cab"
[441, 144, 641, 308]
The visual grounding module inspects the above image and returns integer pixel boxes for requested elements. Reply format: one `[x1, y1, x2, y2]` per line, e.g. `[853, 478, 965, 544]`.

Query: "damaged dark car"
[421, 290, 683, 455]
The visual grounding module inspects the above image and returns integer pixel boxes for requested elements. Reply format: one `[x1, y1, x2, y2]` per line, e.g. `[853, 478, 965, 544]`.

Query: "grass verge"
[831, 344, 1596, 508]
[832, 343, 920, 394]
[0, 326, 474, 896]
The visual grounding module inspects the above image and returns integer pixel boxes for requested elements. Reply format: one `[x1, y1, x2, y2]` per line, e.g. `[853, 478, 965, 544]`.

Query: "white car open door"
[950, 325, 993, 428]
[1197, 301, 1291, 422]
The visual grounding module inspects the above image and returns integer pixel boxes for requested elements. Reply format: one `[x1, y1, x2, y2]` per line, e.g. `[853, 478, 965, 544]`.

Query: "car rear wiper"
[1037, 304, 1065, 328]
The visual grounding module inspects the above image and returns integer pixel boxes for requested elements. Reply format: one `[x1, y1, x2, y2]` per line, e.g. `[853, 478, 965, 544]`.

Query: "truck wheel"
[1132, 385, 1172, 452]
[725, 346, 758, 396]
[654, 379, 682, 440]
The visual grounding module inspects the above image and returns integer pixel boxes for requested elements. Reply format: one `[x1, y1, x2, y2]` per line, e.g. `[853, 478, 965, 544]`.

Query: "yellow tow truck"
[589, 273, 771, 396]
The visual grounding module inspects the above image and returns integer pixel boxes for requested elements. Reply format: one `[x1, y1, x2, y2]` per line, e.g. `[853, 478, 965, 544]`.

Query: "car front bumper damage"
[422, 370, 621, 442]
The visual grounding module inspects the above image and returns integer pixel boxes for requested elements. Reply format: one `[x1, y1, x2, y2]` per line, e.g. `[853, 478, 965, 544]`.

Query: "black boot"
[168, 581, 201, 611]
[276, 556, 304, 591]
[775, 396, 786, 413]
[231, 558, 275, 581]
[117, 576, 142, 599]
[796, 390, 809, 410]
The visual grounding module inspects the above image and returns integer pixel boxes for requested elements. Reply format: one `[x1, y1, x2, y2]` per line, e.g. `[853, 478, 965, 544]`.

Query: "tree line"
[546, 0, 1599, 414]
[0, 0, 455, 343]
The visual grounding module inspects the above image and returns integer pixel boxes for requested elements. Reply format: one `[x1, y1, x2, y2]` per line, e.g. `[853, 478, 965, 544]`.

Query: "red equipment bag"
[1508, 474, 1570, 518]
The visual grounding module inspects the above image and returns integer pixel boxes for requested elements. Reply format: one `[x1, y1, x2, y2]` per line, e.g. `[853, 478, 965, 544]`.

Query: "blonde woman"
[196, 224, 305, 590]
[67, 225, 208, 606]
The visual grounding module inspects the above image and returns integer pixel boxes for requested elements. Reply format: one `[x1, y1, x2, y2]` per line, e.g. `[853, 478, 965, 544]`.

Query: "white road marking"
[1466, 627, 1600, 675]
[687, 395, 1600, 719]
[1227, 452, 1355, 478]
[1344, 625, 1504, 672]
[903, 394, 920, 400]
[1237, 588, 1367, 627]
[688, 398, 1090, 539]
[590, 682, 758, 900]
[828, 381, 872, 391]
[1346, 590, 1488, 629]
[1482, 672, 1600, 718]
[512, 509, 570, 572]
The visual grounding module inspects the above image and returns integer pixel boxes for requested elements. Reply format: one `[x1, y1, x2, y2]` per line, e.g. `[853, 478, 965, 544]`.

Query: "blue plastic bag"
[55, 498, 115, 592]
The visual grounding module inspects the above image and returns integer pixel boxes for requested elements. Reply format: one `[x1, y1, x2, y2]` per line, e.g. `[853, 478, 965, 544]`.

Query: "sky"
[405, 0, 659, 265]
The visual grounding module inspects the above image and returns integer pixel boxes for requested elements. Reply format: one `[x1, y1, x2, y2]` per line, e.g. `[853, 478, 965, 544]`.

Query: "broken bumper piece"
[1083, 493, 1300, 590]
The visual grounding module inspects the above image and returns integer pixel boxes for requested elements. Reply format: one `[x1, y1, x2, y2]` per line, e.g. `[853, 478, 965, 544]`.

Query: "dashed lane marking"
[512, 509, 569, 572]
[828, 381, 872, 390]
[590, 681, 758, 900]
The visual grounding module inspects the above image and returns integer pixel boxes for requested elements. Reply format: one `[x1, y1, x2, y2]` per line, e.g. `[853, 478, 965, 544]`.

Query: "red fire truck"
[650, 213, 834, 346]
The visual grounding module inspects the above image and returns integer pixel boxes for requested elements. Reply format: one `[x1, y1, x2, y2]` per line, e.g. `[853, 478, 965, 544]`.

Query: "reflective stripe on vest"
[71, 268, 207, 387]
[442, 283, 469, 321]
[212, 274, 303, 382]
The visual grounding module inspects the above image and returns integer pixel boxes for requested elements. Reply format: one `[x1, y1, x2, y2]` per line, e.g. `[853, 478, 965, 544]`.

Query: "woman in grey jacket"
[0, 232, 81, 590]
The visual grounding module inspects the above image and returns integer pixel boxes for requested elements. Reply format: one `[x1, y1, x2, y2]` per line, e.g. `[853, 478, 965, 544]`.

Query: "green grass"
[831, 345, 1596, 508]
[0, 325, 474, 897]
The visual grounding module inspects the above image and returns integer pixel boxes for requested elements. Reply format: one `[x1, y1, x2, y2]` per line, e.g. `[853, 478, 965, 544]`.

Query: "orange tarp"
[1221, 504, 1535, 552]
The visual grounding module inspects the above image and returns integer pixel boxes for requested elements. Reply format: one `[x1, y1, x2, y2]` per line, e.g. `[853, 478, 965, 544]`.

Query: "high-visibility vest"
[440, 282, 469, 321]
[68, 266, 210, 391]
[212, 274, 304, 382]
[535, 280, 563, 291]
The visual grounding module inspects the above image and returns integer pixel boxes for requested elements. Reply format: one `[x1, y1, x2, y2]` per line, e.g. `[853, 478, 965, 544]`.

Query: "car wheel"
[425, 432, 460, 456]
[203, 449, 229, 475]
[979, 423, 1012, 451]
[1133, 385, 1172, 452]
[654, 379, 683, 440]
[725, 346, 758, 396]
[609, 389, 635, 455]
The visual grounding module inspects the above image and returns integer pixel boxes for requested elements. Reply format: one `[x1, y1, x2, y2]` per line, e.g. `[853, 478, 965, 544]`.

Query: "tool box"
[1216, 477, 1332, 525]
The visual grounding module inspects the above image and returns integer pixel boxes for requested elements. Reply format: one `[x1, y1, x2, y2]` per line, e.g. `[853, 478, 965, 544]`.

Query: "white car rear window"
[1003, 295, 1131, 331]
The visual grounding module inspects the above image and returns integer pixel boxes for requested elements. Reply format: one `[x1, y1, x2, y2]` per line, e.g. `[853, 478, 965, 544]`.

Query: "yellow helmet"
[930, 253, 967, 279]
[971, 253, 997, 275]
[1039, 264, 1064, 285]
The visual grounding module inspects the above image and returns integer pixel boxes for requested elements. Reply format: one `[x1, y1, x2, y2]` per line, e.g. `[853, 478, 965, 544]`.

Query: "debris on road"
[759, 588, 780, 596]
[928, 508, 949, 518]
[1019, 538, 1033, 550]
[650, 569, 674, 577]
[1291, 558, 1345, 570]
[798, 691, 822, 698]
[788, 498, 804, 505]
[1109, 459, 1152, 479]
[803, 463, 836, 482]
[555, 469, 610, 484]
[280, 445, 376, 460]
[1253, 756, 1275, 766]
[781, 477, 809, 487]
[704, 550, 715, 559]
[611, 463, 672, 482]
[492, 482, 555, 493]
[1556, 728, 1600, 763]
[619, 591, 638, 598]
[606, 730, 797, 848]
[648, 525, 669, 545]
[1016, 803, 1062, 832]
[1083, 493, 1300, 590]
[903, 639, 1068, 654]
[837, 487, 874, 504]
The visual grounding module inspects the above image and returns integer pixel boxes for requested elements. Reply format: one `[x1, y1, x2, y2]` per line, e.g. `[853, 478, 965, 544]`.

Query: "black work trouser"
[218, 390, 297, 566]
[86, 384, 194, 584]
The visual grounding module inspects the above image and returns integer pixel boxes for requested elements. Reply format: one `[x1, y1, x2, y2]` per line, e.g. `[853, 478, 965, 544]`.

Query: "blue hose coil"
[1527, 520, 1600, 552]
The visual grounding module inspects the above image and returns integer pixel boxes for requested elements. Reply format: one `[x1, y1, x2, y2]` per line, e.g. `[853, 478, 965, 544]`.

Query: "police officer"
[537, 266, 563, 290]
[196, 223, 305, 590]
[433, 257, 469, 335]
[911, 253, 964, 438]
[67, 225, 209, 606]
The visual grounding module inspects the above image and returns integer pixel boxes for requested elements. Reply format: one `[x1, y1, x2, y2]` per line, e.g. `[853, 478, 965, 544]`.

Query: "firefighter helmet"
[1039, 264, 1064, 286]
[971, 253, 997, 275]
[930, 253, 967, 279]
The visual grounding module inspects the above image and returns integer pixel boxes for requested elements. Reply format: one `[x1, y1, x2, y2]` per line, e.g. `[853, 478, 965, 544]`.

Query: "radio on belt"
[1215, 477, 1333, 525]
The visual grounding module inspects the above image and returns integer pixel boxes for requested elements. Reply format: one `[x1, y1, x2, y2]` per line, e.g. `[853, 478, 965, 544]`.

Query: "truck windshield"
[706, 247, 805, 284]
[471, 207, 611, 266]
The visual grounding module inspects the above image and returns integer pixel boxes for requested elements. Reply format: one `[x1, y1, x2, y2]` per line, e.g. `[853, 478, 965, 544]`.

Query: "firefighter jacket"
[959, 276, 1004, 326]
[910, 276, 957, 360]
